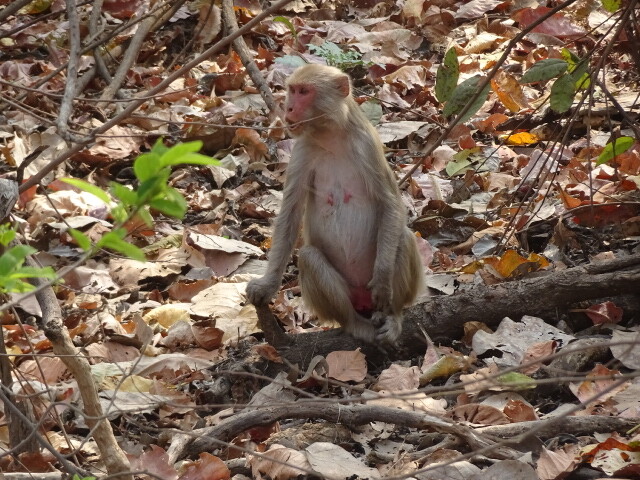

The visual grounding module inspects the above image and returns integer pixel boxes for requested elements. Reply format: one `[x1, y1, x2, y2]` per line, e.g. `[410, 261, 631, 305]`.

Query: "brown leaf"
[232, 128, 269, 163]
[326, 349, 367, 382]
[180, 452, 230, 480]
[128, 445, 178, 480]
[520, 340, 557, 374]
[584, 301, 623, 325]
[513, 6, 587, 39]
[448, 403, 510, 425]
[491, 70, 530, 112]
[254, 344, 283, 363]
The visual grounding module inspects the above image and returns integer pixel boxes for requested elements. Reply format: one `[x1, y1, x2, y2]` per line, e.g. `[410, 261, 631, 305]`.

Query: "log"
[256, 254, 640, 365]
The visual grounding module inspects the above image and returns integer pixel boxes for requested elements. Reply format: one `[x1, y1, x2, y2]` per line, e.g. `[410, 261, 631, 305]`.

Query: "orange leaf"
[504, 131, 539, 146]
[181, 452, 230, 480]
[585, 301, 623, 325]
[557, 185, 582, 209]
[491, 70, 530, 112]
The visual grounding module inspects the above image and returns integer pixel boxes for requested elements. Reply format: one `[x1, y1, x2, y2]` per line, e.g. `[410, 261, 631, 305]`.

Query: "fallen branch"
[31, 265, 132, 480]
[479, 415, 640, 439]
[221, 0, 278, 114]
[167, 402, 512, 463]
[255, 254, 640, 364]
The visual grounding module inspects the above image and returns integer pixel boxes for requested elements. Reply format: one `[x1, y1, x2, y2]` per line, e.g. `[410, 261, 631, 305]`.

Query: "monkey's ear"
[336, 75, 350, 97]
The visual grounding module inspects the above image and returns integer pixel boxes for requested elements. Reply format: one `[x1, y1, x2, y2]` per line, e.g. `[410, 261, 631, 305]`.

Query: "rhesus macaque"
[247, 64, 424, 344]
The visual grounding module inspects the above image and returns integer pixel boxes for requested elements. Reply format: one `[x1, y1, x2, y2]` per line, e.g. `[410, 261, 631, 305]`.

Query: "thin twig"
[397, 0, 581, 187]
[19, 0, 296, 194]
[221, 0, 278, 114]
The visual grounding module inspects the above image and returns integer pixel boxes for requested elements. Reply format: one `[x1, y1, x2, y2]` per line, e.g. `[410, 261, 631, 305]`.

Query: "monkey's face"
[285, 83, 317, 136]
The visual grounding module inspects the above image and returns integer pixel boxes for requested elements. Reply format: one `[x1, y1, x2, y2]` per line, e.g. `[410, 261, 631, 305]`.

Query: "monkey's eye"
[299, 87, 309, 95]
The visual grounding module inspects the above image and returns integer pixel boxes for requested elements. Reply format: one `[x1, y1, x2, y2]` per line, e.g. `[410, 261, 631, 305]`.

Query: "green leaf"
[597, 136, 635, 165]
[110, 182, 138, 206]
[442, 75, 490, 123]
[445, 157, 473, 177]
[0, 278, 34, 293]
[0, 225, 16, 246]
[98, 231, 145, 261]
[435, 47, 459, 103]
[573, 72, 590, 90]
[0, 245, 35, 275]
[137, 208, 154, 227]
[163, 152, 218, 167]
[274, 55, 308, 68]
[111, 205, 128, 224]
[602, 0, 621, 12]
[68, 229, 91, 251]
[9, 265, 55, 280]
[561, 49, 590, 90]
[360, 99, 383, 125]
[60, 178, 110, 203]
[498, 372, 536, 390]
[520, 58, 568, 84]
[273, 16, 297, 37]
[150, 138, 169, 156]
[560, 48, 580, 65]
[157, 141, 203, 168]
[133, 152, 160, 182]
[549, 74, 576, 112]
[149, 187, 187, 218]
[137, 174, 169, 204]
[149, 198, 186, 219]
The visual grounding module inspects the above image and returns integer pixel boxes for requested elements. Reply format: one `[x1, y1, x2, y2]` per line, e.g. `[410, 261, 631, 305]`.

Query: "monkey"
[246, 63, 424, 344]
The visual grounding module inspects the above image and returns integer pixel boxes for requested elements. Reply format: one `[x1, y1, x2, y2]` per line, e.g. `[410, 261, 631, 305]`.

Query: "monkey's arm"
[367, 145, 405, 311]
[246, 156, 309, 306]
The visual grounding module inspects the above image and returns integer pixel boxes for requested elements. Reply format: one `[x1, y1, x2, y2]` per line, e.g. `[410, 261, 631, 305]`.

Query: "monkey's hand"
[368, 277, 393, 312]
[246, 276, 280, 306]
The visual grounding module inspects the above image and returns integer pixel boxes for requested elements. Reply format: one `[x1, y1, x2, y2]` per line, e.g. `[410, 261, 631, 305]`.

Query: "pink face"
[285, 83, 316, 132]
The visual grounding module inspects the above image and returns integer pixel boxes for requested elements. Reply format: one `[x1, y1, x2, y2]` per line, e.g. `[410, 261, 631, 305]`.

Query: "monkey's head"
[284, 64, 352, 136]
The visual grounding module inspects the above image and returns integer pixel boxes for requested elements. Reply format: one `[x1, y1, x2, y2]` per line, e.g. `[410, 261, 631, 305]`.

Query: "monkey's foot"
[372, 312, 402, 344]
[347, 317, 377, 343]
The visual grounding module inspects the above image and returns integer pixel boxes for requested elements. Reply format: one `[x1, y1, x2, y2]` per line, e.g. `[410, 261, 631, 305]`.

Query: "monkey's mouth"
[287, 122, 303, 134]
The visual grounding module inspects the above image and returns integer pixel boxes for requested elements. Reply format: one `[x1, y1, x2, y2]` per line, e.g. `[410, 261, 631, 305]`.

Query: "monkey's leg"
[298, 245, 376, 342]
[374, 229, 422, 344]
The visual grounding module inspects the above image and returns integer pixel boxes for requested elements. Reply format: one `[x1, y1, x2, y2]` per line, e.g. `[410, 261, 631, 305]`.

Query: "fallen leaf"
[180, 452, 230, 480]
[326, 349, 367, 382]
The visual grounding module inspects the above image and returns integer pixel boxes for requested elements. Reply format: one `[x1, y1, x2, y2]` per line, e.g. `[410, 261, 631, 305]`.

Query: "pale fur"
[246, 64, 424, 344]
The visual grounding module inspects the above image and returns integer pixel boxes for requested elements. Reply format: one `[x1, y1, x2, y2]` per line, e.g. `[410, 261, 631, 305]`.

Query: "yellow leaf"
[503, 132, 539, 145]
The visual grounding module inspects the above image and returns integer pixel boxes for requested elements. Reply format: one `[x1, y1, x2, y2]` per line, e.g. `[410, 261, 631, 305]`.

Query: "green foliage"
[520, 58, 568, 84]
[308, 42, 368, 70]
[274, 55, 307, 68]
[520, 52, 591, 113]
[273, 16, 297, 38]
[442, 75, 490, 123]
[602, 0, 621, 12]
[62, 139, 218, 261]
[597, 136, 634, 165]
[561, 48, 590, 90]
[72, 475, 96, 480]
[435, 47, 459, 103]
[0, 225, 55, 293]
[498, 372, 536, 390]
[549, 73, 576, 113]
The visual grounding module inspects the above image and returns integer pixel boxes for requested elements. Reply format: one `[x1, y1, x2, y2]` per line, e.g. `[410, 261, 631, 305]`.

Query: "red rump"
[349, 286, 373, 313]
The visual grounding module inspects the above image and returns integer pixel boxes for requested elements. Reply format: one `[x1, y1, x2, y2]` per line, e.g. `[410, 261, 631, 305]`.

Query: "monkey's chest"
[306, 175, 376, 282]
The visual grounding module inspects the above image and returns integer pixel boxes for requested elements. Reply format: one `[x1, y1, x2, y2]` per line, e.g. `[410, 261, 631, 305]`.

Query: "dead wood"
[30, 264, 132, 479]
[256, 253, 640, 365]
[221, 0, 277, 113]
[479, 415, 640, 439]
[167, 402, 516, 463]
